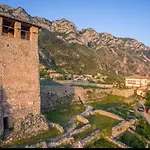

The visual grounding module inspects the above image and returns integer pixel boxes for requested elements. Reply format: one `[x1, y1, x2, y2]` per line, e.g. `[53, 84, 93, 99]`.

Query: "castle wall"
[0, 35, 40, 123]
[40, 86, 134, 111]
[85, 88, 134, 98]
[40, 85, 86, 111]
[112, 89, 135, 98]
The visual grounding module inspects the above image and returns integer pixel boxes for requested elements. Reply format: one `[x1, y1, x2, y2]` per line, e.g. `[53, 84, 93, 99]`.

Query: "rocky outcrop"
[1, 4, 150, 52]
[100, 33, 150, 51]
[51, 19, 83, 44]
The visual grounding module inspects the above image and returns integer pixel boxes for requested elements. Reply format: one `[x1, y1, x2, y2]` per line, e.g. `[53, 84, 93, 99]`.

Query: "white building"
[125, 75, 149, 88]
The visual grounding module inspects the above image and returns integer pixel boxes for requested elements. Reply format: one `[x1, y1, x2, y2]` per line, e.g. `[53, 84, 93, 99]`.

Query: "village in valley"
[0, 2, 150, 149]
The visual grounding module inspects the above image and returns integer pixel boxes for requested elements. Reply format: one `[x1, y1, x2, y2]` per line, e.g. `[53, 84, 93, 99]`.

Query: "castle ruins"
[0, 14, 41, 135]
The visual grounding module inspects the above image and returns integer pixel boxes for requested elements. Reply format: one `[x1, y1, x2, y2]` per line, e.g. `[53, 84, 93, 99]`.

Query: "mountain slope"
[0, 4, 150, 76]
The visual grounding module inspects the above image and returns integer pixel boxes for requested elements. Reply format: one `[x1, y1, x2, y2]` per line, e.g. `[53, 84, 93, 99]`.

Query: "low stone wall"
[76, 115, 89, 124]
[112, 119, 137, 138]
[3, 114, 49, 144]
[81, 105, 94, 116]
[85, 89, 112, 94]
[48, 136, 74, 148]
[86, 88, 134, 99]
[56, 80, 113, 89]
[73, 129, 100, 148]
[40, 85, 86, 111]
[93, 110, 124, 121]
[112, 89, 134, 98]
[70, 124, 91, 136]
[49, 123, 64, 133]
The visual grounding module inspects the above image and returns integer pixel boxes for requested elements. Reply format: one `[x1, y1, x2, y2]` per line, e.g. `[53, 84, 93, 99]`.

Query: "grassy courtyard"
[42, 103, 86, 126]
[88, 94, 126, 110]
[87, 114, 121, 136]
[87, 94, 136, 119]
[73, 114, 120, 141]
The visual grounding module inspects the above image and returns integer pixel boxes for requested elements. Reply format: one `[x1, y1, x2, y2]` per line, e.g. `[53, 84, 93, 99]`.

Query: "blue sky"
[1, 0, 150, 46]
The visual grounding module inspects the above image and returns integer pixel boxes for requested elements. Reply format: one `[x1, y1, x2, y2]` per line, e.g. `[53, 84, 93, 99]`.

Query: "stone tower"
[0, 14, 41, 129]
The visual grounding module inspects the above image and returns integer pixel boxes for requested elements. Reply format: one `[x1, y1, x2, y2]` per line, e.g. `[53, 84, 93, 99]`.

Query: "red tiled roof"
[125, 74, 149, 79]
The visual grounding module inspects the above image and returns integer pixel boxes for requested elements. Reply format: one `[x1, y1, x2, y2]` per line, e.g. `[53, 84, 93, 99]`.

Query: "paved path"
[136, 110, 150, 124]
[135, 100, 150, 124]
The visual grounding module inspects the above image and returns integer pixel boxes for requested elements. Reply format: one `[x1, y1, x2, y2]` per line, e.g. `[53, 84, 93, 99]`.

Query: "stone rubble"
[48, 136, 74, 148]
[3, 114, 49, 144]
[35, 141, 48, 148]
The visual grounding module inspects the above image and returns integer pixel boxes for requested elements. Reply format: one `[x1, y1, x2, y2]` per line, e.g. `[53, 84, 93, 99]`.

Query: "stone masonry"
[40, 85, 86, 111]
[0, 33, 40, 126]
[3, 114, 49, 145]
[112, 119, 137, 138]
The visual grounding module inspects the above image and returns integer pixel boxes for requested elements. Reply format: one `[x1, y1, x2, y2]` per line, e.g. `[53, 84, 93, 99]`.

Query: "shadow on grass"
[118, 131, 146, 148]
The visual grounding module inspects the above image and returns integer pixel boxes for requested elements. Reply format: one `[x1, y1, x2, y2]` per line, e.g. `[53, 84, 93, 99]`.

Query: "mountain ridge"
[0, 4, 150, 76]
[0, 4, 149, 50]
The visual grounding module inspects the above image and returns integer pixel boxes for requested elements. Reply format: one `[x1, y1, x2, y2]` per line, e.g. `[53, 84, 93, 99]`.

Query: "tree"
[145, 92, 150, 107]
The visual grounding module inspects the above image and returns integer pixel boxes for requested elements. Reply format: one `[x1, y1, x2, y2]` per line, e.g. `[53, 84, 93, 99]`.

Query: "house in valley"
[125, 75, 149, 88]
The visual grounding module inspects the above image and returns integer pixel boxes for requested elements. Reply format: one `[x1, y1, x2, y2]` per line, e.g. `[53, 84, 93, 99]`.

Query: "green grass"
[71, 113, 120, 140]
[87, 94, 136, 119]
[107, 104, 136, 119]
[135, 118, 150, 140]
[42, 103, 86, 126]
[1, 127, 62, 148]
[118, 131, 146, 148]
[87, 114, 120, 136]
[86, 138, 120, 148]
[88, 94, 125, 110]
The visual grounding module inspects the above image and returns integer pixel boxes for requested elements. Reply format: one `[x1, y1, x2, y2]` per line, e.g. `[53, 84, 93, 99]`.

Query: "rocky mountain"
[0, 4, 150, 77]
